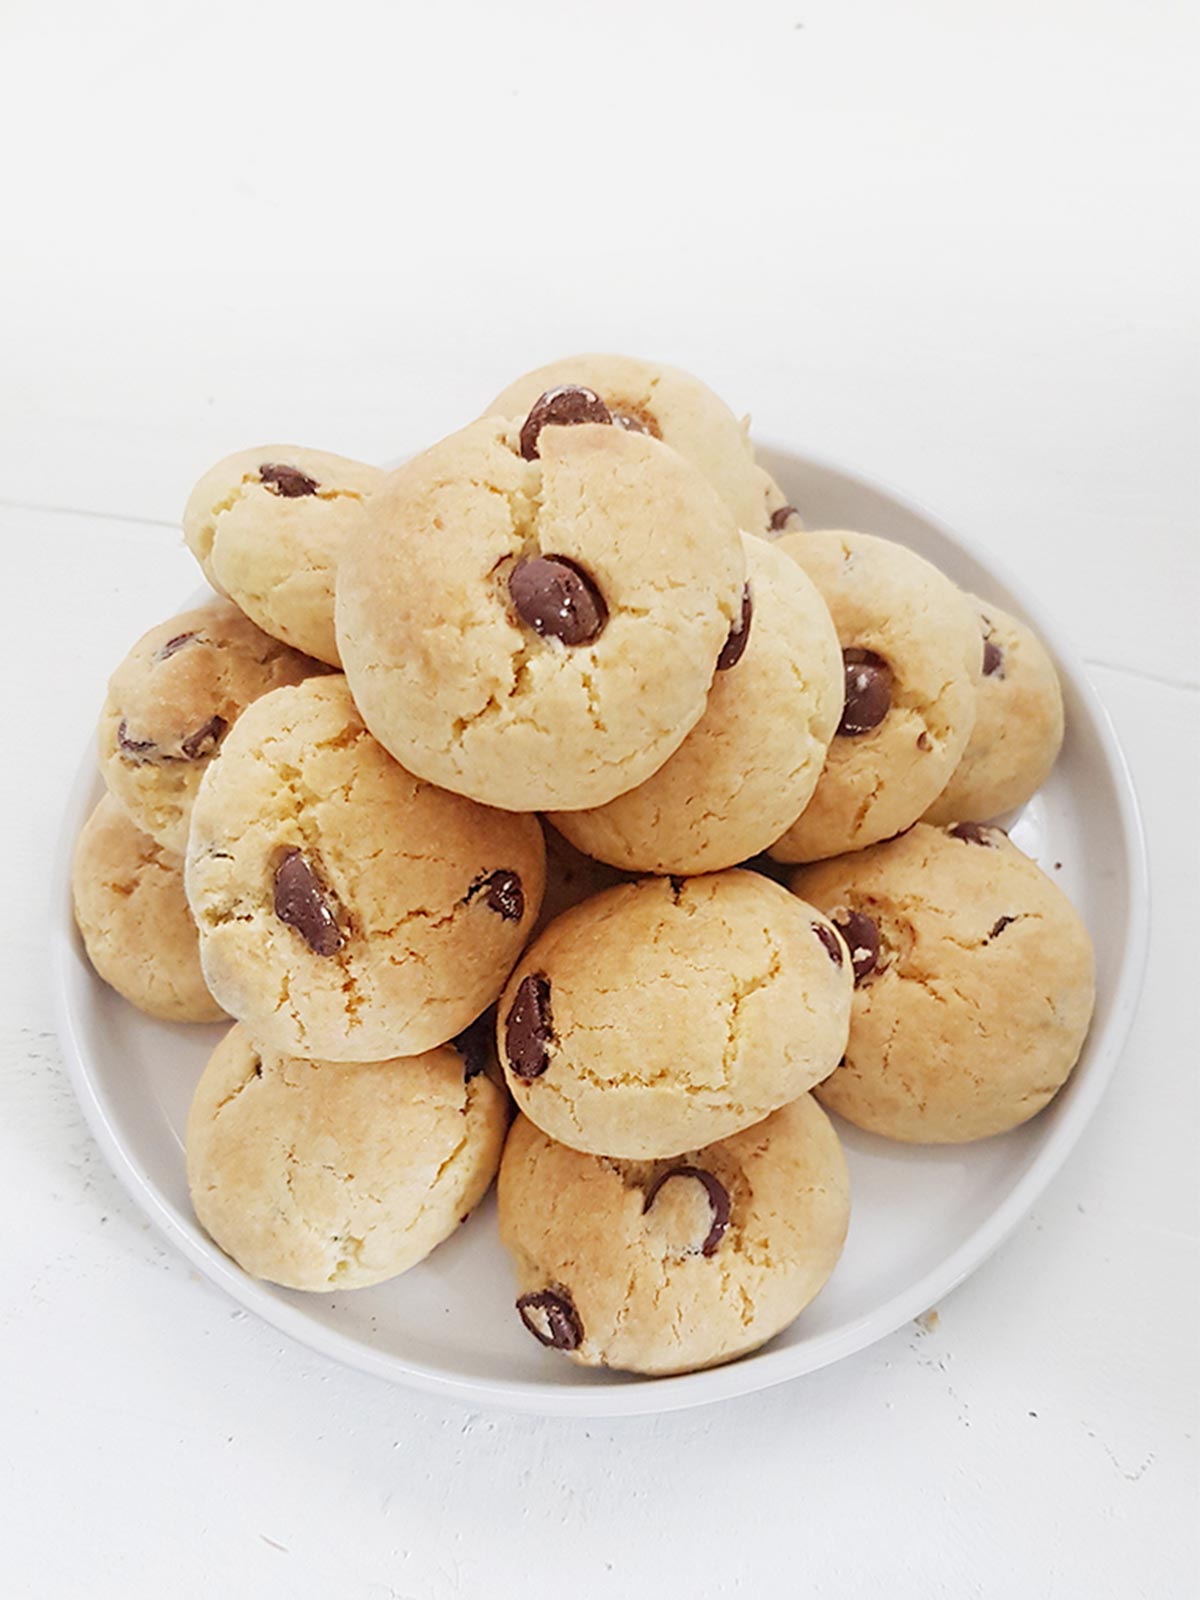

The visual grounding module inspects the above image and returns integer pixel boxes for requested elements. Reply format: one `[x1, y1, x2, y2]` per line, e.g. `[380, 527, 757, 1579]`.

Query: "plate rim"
[51, 445, 1151, 1418]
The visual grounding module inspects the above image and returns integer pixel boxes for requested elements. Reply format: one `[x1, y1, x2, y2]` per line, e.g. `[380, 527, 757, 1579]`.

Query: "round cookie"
[184, 446, 384, 665]
[496, 870, 852, 1159]
[485, 352, 780, 536]
[548, 534, 843, 873]
[923, 596, 1064, 824]
[185, 674, 546, 1062]
[498, 1094, 850, 1375]
[769, 530, 980, 862]
[534, 823, 630, 937]
[98, 600, 318, 854]
[336, 414, 745, 812]
[187, 1023, 508, 1290]
[72, 793, 224, 1023]
[792, 822, 1096, 1143]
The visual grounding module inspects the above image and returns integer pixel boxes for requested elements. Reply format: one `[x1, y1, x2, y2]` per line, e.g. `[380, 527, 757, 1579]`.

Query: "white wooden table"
[2, 3, 1195, 1595]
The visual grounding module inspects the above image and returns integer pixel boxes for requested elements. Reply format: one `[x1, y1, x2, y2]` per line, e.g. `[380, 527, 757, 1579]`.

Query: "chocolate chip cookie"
[336, 414, 745, 811]
[548, 534, 843, 873]
[924, 596, 1064, 824]
[498, 1093, 850, 1374]
[769, 530, 981, 862]
[791, 822, 1096, 1142]
[98, 600, 318, 854]
[496, 870, 852, 1159]
[72, 793, 225, 1023]
[484, 352, 783, 536]
[187, 1023, 508, 1290]
[185, 674, 545, 1061]
[184, 446, 384, 665]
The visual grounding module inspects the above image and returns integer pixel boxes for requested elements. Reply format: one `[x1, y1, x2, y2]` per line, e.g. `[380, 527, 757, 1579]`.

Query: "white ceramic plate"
[52, 447, 1149, 1417]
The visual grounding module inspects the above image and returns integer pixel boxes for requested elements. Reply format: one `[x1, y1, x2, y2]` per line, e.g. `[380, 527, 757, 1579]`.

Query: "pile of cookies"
[71, 353, 1096, 1378]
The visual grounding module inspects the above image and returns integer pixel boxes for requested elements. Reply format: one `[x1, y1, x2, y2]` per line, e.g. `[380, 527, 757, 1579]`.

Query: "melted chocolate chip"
[116, 720, 158, 760]
[643, 1167, 731, 1257]
[505, 974, 554, 1080]
[273, 848, 345, 956]
[716, 585, 753, 671]
[467, 869, 525, 923]
[516, 1288, 583, 1350]
[838, 649, 892, 736]
[948, 822, 998, 847]
[509, 556, 608, 646]
[180, 714, 228, 760]
[982, 638, 1005, 677]
[452, 1009, 496, 1080]
[260, 462, 319, 497]
[156, 631, 198, 661]
[833, 910, 881, 985]
[518, 385, 612, 460]
[814, 923, 845, 967]
[610, 405, 662, 439]
[769, 505, 801, 532]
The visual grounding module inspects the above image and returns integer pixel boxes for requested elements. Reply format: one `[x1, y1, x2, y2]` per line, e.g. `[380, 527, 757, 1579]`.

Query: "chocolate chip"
[716, 585, 753, 671]
[273, 848, 345, 956]
[516, 1288, 582, 1350]
[838, 649, 892, 736]
[814, 923, 845, 967]
[260, 462, 319, 497]
[982, 638, 1005, 677]
[769, 505, 801, 532]
[832, 910, 881, 985]
[518, 385, 612, 460]
[452, 1009, 495, 1080]
[467, 869, 525, 922]
[156, 631, 198, 661]
[180, 714, 228, 760]
[948, 822, 998, 847]
[505, 974, 554, 1080]
[988, 915, 1016, 939]
[116, 720, 158, 760]
[643, 1167, 731, 1258]
[610, 405, 662, 439]
[509, 556, 608, 646]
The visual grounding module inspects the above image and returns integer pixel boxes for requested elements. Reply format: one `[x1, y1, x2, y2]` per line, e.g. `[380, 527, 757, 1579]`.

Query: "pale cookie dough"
[485, 352, 781, 536]
[72, 793, 224, 1023]
[185, 675, 545, 1062]
[770, 530, 980, 862]
[923, 596, 1064, 824]
[336, 414, 745, 812]
[792, 822, 1096, 1143]
[534, 823, 630, 937]
[186, 1023, 507, 1290]
[496, 870, 852, 1159]
[549, 535, 843, 873]
[498, 1094, 850, 1375]
[184, 446, 384, 665]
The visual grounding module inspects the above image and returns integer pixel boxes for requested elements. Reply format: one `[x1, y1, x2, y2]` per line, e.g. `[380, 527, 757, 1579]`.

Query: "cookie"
[185, 674, 545, 1061]
[923, 596, 1064, 824]
[98, 600, 317, 854]
[535, 823, 630, 936]
[336, 414, 745, 812]
[485, 352, 781, 535]
[548, 534, 843, 873]
[498, 1094, 850, 1375]
[769, 530, 980, 862]
[496, 870, 852, 1158]
[792, 822, 1096, 1143]
[186, 1023, 508, 1290]
[72, 793, 224, 1023]
[183, 446, 384, 665]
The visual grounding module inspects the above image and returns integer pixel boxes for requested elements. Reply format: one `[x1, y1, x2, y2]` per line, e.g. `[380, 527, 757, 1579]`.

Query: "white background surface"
[1, 1, 1196, 1595]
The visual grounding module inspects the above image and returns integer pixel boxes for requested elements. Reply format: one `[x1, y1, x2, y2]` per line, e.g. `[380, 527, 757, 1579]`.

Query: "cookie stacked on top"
[72, 353, 1092, 1379]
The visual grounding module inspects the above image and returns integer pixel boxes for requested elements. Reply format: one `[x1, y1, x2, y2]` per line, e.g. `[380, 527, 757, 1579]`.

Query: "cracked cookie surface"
[184, 445, 384, 665]
[99, 600, 317, 854]
[791, 822, 1096, 1142]
[186, 1023, 508, 1290]
[923, 596, 1064, 825]
[335, 416, 745, 812]
[769, 530, 981, 862]
[484, 351, 782, 536]
[497, 1094, 850, 1374]
[549, 535, 843, 873]
[72, 794, 225, 1023]
[495, 870, 852, 1159]
[185, 675, 545, 1061]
